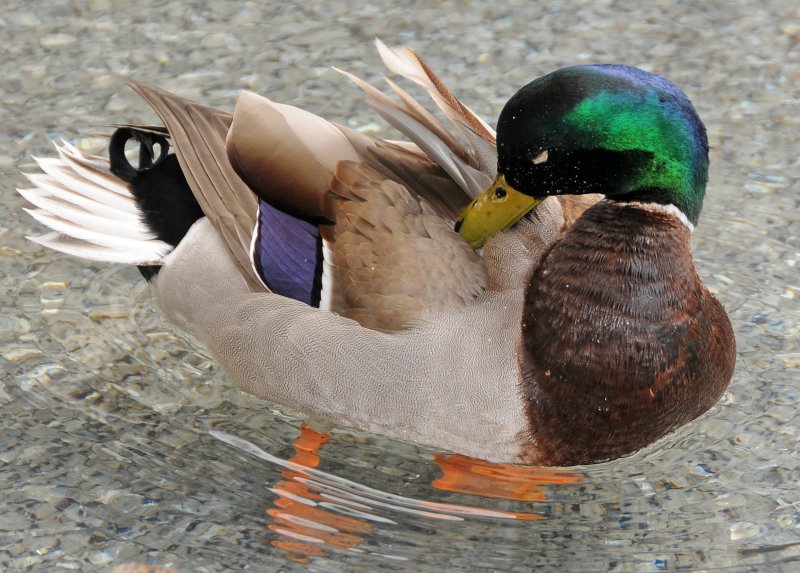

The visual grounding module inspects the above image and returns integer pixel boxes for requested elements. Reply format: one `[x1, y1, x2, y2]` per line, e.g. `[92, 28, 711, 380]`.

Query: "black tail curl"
[108, 127, 204, 280]
[109, 126, 172, 182]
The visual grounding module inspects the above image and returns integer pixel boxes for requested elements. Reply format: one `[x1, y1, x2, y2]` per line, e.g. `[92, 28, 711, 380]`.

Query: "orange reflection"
[265, 430, 583, 562]
[432, 453, 582, 504]
[267, 423, 371, 563]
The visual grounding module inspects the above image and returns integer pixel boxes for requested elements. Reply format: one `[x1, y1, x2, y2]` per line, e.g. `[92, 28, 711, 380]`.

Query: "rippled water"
[2, 1, 798, 571]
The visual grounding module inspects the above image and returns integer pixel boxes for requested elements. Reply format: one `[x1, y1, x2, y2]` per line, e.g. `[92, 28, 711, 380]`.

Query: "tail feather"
[18, 187, 149, 241]
[19, 140, 172, 266]
[23, 207, 153, 251]
[27, 232, 166, 266]
[31, 156, 138, 212]
[56, 140, 138, 197]
[19, 173, 138, 223]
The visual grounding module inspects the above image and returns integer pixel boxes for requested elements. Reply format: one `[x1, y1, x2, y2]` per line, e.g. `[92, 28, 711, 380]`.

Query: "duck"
[18, 41, 735, 466]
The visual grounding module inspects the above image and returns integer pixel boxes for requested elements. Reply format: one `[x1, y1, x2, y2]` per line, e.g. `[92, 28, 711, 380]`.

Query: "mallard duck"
[18, 41, 735, 466]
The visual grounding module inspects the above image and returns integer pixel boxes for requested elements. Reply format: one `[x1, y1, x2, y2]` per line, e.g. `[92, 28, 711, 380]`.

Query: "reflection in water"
[266, 424, 372, 563]
[212, 427, 583, 563]
[432, 453, 582, 503]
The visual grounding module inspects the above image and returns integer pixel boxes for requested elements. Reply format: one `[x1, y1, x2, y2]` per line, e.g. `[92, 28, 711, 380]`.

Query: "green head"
[496, 65, 709, 224]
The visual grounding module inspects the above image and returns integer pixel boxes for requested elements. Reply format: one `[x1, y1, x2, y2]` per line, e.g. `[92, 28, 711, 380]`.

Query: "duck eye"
[530, 149, 548, 165]
[494, 188, 507, 199]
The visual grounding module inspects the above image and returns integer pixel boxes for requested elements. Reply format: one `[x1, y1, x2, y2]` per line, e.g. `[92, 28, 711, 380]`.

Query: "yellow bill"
[455, 174, 543, 249]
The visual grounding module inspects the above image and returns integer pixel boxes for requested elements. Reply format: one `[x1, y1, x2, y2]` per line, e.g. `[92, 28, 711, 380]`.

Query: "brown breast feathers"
[519, 201, 735, 466]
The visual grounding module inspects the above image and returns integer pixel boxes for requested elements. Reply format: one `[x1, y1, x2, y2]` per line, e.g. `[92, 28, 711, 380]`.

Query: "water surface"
[1, 1, 798, 571]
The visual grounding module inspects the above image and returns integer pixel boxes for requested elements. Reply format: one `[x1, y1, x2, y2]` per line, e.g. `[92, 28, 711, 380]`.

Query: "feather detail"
[18, 190, 147, 241]
[55, 139, 137, 197]
[30, 157, 137, 213]
[226, 90, 359, 220]
[27, 232, 166, 265]
[328, 161, 487, 331]
[127, 81, 266, 292]
[19, 173, 139, 224]
[374, 39, 497, 174]
[253, 200, 322, 306]
[329, 127, 469, 221]
[318, 233, 342, 313]
[18, 141, 171, 265]
[336, 67, 490, 200]
[336, 41, 497, 199]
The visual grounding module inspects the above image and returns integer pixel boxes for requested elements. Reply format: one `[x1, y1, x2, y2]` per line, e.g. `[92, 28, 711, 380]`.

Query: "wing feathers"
[328, 161, 487, 331]
[20, 42, 576, 336]
[226, 90, 358, 220]
[31, 158, 138, 212]
[18, 187, 148, 241]
[21, 172, 139, 223]
[338, 43, 496, 199]
[374, 39, 497, 175]
[127, 81, 266, 292]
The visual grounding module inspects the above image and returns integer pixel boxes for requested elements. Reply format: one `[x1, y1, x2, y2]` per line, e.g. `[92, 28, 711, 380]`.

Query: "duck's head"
[457, 65, 709, 248]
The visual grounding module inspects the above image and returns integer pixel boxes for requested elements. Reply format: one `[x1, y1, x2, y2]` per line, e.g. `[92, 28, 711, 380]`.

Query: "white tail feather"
[17, 187, 150, 240]
[55, 140, 137, 197]
[27, 232, 165, 265]
[31, 157, 138, 212]
[19, 174, 138, 224]
[19, 141, 172, 265]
